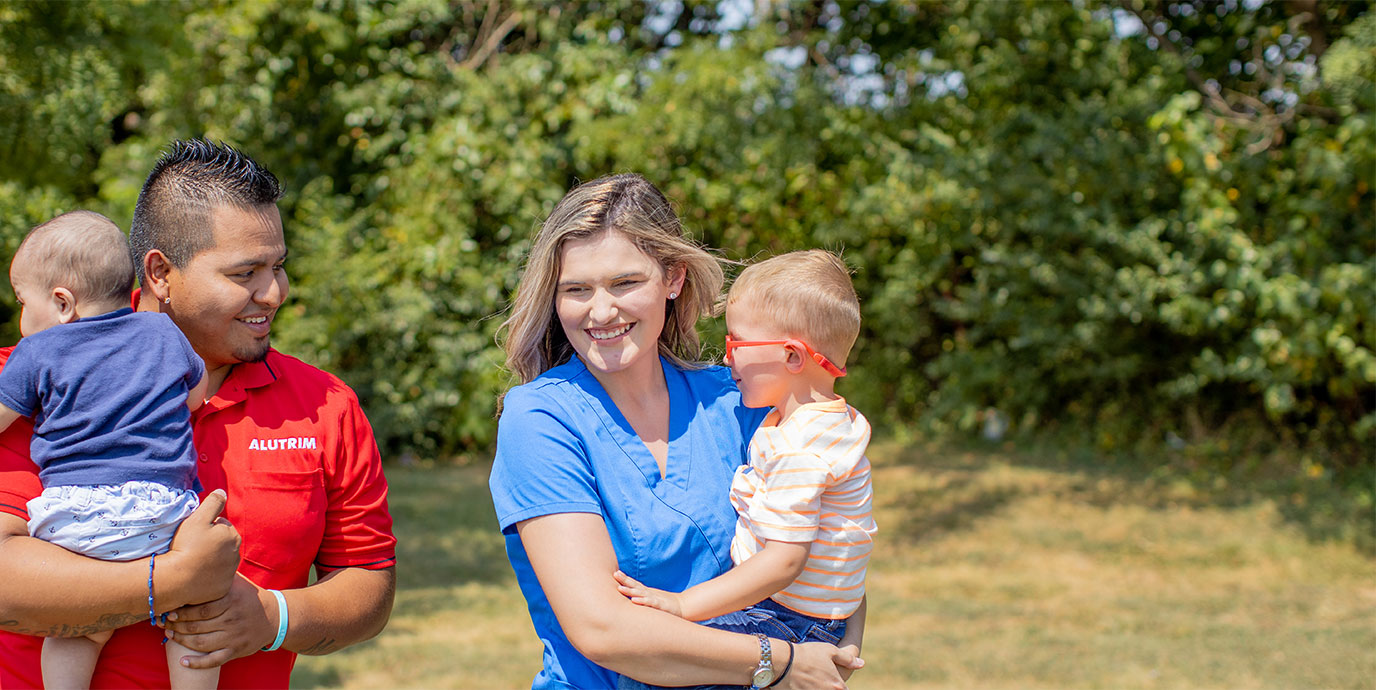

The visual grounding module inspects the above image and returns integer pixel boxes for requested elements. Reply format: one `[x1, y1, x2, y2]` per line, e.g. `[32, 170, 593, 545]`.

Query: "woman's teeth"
[590, 324, 632, 340]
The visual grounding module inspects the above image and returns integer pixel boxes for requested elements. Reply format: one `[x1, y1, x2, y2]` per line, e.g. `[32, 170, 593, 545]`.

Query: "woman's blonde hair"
[500, 174, 724, 385]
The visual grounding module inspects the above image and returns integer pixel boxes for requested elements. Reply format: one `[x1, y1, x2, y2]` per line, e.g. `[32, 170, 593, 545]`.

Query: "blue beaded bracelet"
[147, 553, 158, 626]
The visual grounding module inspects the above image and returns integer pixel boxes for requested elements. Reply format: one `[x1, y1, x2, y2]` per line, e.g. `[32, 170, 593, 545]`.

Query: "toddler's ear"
[783, 343, 807, 373]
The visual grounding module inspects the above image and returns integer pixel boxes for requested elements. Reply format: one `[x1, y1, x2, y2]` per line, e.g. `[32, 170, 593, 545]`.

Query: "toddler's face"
[9, 265, 65, 338]
[724, 298, 792, 410]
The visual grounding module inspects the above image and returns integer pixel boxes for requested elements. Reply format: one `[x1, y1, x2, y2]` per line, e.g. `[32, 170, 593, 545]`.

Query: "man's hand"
[159, 489, 241, 609]
[613, 570, 685, 618]
[163, 574, 275, 669]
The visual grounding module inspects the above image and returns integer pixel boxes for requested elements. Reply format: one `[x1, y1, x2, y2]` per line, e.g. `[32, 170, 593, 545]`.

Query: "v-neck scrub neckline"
[490, 356, 769, 690]
[583, 358, 696, 491]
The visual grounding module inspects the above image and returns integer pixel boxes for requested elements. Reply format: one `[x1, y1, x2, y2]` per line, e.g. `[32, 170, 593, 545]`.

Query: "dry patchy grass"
[294, 441, 1376, 689]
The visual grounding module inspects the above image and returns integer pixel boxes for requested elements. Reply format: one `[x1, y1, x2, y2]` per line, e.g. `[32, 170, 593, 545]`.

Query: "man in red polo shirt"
[0, 139, 397, 688]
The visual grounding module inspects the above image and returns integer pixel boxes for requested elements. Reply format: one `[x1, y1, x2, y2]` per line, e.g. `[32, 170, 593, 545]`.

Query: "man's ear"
[144, 250, 174, 303]
[783, 342, 807, 373]
[52, 287, 78, 324]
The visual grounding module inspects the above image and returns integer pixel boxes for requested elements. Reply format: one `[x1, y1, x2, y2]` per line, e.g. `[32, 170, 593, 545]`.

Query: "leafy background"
[1, 0, 1371, 471]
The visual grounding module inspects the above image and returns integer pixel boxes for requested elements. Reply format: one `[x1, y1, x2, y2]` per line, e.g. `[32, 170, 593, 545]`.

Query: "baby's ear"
[52, 287, 78, 324]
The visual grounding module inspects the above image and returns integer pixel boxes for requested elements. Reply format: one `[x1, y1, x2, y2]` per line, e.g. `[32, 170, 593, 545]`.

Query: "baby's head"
[724, 250, 860, 407]
[9, 210, 135, 337]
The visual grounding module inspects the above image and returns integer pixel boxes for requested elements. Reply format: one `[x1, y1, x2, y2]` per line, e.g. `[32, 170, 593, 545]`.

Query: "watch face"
[752, 668, 775, 687]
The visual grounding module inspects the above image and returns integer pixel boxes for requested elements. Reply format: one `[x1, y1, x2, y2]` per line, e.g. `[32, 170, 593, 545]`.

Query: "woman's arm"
[0, 490, 241, 637]
[518, 512, 858, 688]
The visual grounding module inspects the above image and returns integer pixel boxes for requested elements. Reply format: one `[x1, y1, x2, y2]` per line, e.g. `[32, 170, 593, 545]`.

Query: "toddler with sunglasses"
[615, 250, 876, 687]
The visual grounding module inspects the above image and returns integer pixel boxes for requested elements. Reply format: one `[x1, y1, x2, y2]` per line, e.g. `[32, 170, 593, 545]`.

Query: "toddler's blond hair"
[727, 250, 860, 368]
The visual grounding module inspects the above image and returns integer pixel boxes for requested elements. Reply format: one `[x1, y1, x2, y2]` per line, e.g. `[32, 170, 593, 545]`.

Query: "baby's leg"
[41, 629, 113, 690]
[165, 639, 220, 690]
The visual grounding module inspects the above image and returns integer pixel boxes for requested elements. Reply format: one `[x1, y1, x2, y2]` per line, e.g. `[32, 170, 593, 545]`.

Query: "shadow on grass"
[291, 663, 343, 689]
[880, 435, 1375, 555]
[384, 463, 512, 589]
[883, 471, 1023, 544]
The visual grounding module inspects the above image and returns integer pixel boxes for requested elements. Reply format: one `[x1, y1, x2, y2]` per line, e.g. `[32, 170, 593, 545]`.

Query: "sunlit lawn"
[293, 439, 1376, 689]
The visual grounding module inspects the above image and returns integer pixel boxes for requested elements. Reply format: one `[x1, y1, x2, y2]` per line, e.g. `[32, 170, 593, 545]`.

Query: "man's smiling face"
[164, 203, 289, 370]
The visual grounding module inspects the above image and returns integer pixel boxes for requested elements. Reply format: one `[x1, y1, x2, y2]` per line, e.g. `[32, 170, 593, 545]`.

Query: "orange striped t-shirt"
[728, 397, 877, 620]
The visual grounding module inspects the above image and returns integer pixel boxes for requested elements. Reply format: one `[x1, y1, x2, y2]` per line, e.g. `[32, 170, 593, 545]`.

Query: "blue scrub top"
[490, 356, 768, 690]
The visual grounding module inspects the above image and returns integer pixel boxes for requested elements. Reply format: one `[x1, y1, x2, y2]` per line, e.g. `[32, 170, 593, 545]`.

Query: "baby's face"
[9, 264, 65, 338]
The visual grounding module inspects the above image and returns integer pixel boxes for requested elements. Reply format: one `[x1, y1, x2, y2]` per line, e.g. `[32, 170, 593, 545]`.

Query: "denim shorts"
[27, 481, 199, 561]
[616, 598, 849, 690]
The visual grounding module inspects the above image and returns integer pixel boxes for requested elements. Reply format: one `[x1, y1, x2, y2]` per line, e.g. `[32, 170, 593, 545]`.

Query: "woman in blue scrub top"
[489, 174, 861, 690]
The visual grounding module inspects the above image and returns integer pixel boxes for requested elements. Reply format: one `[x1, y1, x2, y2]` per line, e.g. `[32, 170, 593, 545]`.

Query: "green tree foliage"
[0, 0, 1370, 462]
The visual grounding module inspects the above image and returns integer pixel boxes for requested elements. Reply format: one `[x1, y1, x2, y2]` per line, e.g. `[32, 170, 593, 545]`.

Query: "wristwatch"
[749, 633, 774, 690]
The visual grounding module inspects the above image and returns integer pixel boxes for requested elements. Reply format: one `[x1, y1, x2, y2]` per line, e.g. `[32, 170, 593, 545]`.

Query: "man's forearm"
[0, 493, 239, 637]
[283, 566, 395, 655]
[0, 515, 148, 637]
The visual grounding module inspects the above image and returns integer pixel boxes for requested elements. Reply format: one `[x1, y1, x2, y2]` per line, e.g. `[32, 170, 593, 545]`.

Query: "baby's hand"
[613, 570, 685, 618]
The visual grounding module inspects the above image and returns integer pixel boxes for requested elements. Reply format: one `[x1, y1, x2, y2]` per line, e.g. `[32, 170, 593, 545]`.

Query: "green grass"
[293, 440, 1376, 689]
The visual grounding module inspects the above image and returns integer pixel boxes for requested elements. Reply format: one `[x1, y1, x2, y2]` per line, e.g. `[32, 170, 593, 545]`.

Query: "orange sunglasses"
[723, 335, 847, 377]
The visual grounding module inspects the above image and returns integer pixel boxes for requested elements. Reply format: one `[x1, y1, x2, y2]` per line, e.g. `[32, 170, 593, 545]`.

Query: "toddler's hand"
[613, 570, 685, 618]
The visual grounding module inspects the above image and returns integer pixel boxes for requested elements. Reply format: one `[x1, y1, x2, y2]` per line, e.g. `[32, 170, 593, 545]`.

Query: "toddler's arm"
[614, 539, 809, 622]
[836, 595, 867, 679]
[0, 403, 19, 433]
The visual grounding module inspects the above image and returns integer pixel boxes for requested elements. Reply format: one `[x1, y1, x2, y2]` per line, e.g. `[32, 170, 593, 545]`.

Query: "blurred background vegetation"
[0, 0, 1371, 476]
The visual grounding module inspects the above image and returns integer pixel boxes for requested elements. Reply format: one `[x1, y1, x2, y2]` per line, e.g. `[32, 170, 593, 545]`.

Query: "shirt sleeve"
[746, 444, 831, 543]
[489, 385, 602, 535]
[177, 328, 205, 390]
[315, 387, 397, 571]
[0, 339, 40, 417]
[0, 347, 39, 521]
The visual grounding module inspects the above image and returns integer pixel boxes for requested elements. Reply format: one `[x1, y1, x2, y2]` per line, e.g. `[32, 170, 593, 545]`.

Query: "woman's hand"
[613, 570, 686, 618]
[837, 644, 864, 681]
[775, 641, 864, 690]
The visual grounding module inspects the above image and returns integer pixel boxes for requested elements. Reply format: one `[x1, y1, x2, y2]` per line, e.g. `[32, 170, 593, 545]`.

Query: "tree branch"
[459, 9, 524, 71]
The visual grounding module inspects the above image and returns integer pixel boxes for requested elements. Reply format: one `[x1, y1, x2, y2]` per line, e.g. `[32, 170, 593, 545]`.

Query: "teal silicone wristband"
[261, 589, 288, 652]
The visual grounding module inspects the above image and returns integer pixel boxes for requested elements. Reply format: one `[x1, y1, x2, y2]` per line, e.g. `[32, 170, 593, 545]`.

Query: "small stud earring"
[163, 297, 171, 305]
[668, 292, 678, 300]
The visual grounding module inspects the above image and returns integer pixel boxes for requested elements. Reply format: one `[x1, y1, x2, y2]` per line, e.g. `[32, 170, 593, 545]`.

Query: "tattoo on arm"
[0, 612, 143, 638]
[300, 637, 339, 655]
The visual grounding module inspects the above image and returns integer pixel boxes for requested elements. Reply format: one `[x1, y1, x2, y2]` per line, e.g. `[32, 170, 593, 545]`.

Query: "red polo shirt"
[0, 347, 396, 689]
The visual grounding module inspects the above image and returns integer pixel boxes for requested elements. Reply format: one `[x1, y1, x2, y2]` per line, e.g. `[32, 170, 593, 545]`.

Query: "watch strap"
[749, 633, 774, 690]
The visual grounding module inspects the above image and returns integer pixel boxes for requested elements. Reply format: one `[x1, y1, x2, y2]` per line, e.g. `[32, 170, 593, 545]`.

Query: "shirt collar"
[200, 352, 279, 413]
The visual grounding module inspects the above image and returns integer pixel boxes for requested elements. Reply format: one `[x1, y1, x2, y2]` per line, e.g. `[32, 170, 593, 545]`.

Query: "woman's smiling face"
[555, 230, 684, 381]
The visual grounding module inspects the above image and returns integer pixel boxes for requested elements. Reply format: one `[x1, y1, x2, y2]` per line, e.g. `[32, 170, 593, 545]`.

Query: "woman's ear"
[52, 287, 78, 324]
[667, 263, 687, 297]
